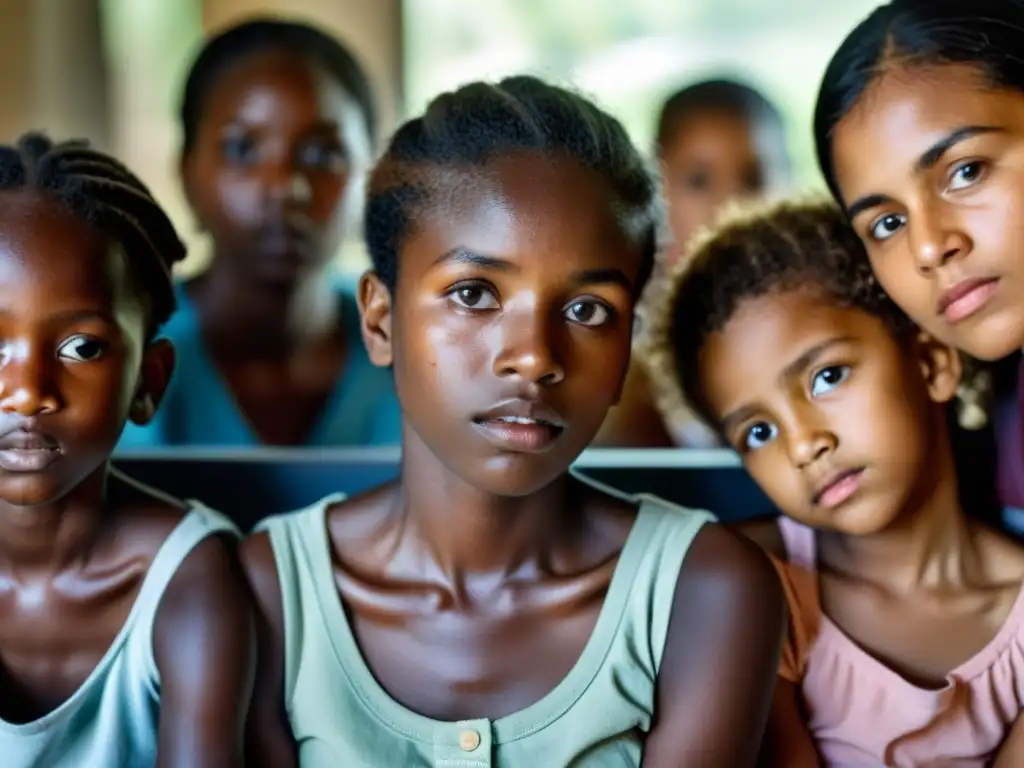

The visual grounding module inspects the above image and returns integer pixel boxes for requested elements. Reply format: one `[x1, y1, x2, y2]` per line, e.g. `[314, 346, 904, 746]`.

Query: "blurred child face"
[660, 111, 765, 258]
[0, 190, 170, 507]
[832, 64, 1024, 362]
[182, 48, 371, 287]
[698, 288, 960, 535]
[359, 152, 647, 497]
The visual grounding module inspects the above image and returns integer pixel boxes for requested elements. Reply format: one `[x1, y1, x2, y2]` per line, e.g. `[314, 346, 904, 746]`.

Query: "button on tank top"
[258, 489, 714, 767]
[0, 505, 240, 768]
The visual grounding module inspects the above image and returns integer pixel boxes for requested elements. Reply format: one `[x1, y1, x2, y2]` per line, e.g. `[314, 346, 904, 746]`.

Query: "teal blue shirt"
[117, 280, 401, 449]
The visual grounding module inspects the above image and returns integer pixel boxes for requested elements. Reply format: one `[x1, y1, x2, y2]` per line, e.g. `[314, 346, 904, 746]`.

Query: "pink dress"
[776, 516, 1024, 767]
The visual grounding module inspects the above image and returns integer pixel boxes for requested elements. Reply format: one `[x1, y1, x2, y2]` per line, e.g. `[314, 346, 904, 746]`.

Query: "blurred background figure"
[655, 78, 789, 266]
[117, 17, 401, 448]
[593, 77, 791, 448]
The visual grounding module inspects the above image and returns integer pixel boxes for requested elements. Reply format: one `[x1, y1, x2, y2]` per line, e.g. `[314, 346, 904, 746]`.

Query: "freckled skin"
[241, 152, 785, 767]
[180, 48, 373, 445]
[832, 64, 1024, 361]
[0, 189, 253, 766]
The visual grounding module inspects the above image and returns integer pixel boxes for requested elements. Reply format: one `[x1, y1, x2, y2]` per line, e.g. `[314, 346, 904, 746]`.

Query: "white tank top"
[0, 504, 239, 768]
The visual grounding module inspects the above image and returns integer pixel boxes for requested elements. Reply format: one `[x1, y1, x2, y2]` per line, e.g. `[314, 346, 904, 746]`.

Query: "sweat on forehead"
[363, 75, 659, 294]
[384, 151, 648, 229]
[0, 192, 130, 291]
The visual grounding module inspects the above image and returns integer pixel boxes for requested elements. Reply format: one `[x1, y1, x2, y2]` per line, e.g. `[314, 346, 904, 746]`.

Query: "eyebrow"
[433, 247, 516, 272]
[223, 119, 341, 134]
[571, 267, 632, 291]
[305, 121, 343, 134]
[433, 248, 633, 290]
[0, 308, 117, 325]
[845, 125, 1002, 221]
[719, 336, 854, 436]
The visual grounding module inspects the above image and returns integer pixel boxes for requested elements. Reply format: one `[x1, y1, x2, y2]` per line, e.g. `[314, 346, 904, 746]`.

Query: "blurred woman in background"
[119, 17, 401, 449]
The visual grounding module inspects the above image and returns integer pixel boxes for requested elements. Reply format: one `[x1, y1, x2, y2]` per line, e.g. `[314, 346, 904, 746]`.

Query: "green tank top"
[258, 488, 714, 767]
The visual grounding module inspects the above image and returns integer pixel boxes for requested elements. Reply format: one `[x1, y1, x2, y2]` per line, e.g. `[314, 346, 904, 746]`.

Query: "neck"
[0, 467, 109, 578]
[391, 428, 577, 594]
[817, 437, 976, 593]
[195, 259, 339, 355]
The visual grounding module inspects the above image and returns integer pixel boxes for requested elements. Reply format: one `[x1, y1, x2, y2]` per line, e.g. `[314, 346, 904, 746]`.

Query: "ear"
[129, 338, 176, 425]
[658, 157, 671, 197]
[358, 270, 394, 368]
[915, 331, 961, 405]
[178, 152, 202, 231]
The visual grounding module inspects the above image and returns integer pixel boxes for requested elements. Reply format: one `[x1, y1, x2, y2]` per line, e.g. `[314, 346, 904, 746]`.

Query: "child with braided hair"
[0, 133, 252, 768]
[647, 197, 1024, 766]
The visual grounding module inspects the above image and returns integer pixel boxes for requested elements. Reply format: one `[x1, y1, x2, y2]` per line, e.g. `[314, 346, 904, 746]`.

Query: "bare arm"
[239, 532, 299, 768]
[731, 517, 786, 558]
[644, 524, 786, 767]
[732, 524, 820, 767]
[994, 714, 1024, 767]
[153, 535, 255, 768]
[757, 679, 819, 768]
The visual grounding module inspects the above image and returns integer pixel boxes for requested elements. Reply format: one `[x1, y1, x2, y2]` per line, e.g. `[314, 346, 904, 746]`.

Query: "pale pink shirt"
[777, 516, 1024, 767]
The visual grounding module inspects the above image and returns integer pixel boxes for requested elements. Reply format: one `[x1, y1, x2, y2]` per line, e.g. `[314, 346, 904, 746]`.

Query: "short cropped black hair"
[648, 198, 910, 425]
[364, 75, 659, 296]
[0, 133, 185, 338]
[180, 16, 376, 154]
[655, 77, 784, 153]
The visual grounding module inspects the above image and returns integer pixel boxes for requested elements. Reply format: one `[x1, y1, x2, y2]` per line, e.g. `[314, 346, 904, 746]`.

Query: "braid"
[364, 75, 659, 297]
[0, 133, 185, 337]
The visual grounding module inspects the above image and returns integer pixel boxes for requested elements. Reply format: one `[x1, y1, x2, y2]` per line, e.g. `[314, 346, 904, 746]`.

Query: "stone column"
[0, 0, 110, 147]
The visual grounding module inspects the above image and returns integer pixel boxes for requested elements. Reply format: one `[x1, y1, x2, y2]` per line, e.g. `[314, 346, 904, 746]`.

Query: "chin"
[464, 454, 573, 498]
[952, 314, 1024, 362]
[956, 334, 1020, 363]
[0, 475, 77, 508]
[829, 505, 903, 536]
[253, 252, 328, 288]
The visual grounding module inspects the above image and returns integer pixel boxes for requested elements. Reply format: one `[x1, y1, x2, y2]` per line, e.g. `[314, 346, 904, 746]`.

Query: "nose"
[910, 205, 972, 275]
[784, 407, 836, 471]
[263, 161, 312, 208]
[492, 310, 565, 387]
[0, 348, 61, 417]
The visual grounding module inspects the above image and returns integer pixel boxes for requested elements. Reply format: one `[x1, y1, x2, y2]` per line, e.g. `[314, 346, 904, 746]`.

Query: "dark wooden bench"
[113, 448, 777, 531]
